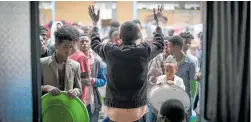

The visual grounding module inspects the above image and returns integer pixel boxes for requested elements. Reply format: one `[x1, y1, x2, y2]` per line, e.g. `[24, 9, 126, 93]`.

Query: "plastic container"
[42, 91, 89, 122]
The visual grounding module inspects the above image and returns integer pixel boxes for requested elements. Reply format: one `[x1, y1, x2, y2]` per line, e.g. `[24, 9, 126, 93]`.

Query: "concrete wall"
[39, 1, 202, 26]
[138, 9, 201, 26]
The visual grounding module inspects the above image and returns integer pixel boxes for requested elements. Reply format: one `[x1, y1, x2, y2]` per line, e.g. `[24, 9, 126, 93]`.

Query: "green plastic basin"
[42, 91, 89, 122]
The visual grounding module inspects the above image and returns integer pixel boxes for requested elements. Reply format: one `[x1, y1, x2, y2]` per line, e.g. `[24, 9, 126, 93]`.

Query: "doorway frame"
[30, 1, 42, 122]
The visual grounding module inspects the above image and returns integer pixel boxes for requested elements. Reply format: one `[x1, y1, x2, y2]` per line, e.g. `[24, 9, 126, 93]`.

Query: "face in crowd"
[54, 25, 80, 60]
[167, 36, 184, 55]
[111, 31, 121, 46]
[79, 35, 91, 52]
[164, 63, 178, 79]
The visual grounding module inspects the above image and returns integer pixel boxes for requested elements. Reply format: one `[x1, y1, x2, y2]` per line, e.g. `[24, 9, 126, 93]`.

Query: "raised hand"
[88, 5, 100, 27]
[195, 72, 201, 81]
[153, 5, 163, 27]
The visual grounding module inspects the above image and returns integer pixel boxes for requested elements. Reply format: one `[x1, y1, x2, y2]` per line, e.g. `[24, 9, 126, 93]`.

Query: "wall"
[39, 1, 201, 26]
[40, 9, 51, 25]
[39, 1, 134, 25]
[116, 1, 133, 23]
[55, 1, 94, 24]
[40, 1, 94, 25]
[138, 9, 201, 26]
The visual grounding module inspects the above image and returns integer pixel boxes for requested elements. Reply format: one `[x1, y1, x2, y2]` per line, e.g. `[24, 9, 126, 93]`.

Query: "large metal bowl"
[148, 84, 190, 113]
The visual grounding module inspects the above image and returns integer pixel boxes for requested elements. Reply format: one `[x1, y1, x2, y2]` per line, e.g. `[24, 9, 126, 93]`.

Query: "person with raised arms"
[88, 5, 164, 122]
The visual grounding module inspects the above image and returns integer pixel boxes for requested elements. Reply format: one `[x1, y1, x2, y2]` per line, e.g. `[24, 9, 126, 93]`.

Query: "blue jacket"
[93, 67, 106, 87]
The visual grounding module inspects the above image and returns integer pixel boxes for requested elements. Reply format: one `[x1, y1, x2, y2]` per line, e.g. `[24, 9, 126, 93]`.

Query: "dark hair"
[111, 31, 119, 38]
[54, 25, 80, 44]
[110, 20, 120, 28]
[164, 36, 170, 40]
[72, 22, 79, 26]
[40, 26, 48, 33]
[109, 27, 119, 38]
[160, 99, 185, 122]
[168, 35, 183, 49]
[81, 26, 89, 32]
[120, 21, 139, 42]
[179, 32, 194, 41]
[197, 32, 202, 38]
[132, 19, 141, 26]
[168, 28, 174, 33]
[80, 33, 88, 38]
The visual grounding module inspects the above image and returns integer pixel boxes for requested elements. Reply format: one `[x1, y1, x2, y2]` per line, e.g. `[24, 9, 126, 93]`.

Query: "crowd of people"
[39, 5, 203, 122]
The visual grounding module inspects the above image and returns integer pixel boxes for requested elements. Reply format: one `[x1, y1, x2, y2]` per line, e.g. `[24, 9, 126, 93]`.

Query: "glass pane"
[0, 1, 33, 122]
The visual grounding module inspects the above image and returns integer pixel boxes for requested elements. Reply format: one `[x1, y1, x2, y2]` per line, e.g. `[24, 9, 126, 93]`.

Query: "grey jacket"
[40, 55, 82, 96]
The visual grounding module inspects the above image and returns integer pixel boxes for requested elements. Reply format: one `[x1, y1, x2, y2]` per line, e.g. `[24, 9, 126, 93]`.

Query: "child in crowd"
[148, 55, 185, 122]
[156, 55, 185, 91]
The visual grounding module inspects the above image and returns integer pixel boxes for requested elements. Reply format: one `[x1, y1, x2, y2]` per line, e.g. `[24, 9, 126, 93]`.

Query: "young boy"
[156, 55, 185, 91]
[167, 35, 196, 97]
[88, 5, 164, 122]
[167, 35, 196, 121]
[148, 36, 171, 90]
[148, 56, 185, 122]
[179, 32, 199, 72]
[41, 25, 82, 98]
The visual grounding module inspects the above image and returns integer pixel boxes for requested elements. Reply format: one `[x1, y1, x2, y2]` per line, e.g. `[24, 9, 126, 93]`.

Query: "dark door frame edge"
[201, 1, 208, 122]
[30, 1, 42, 122]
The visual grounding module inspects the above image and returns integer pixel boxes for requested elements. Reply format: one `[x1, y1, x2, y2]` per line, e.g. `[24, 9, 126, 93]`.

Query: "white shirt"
[156, 75, 186, 91]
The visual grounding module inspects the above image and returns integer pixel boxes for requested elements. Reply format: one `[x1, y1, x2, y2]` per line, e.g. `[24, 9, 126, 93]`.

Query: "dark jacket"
[90, 27, 164, 108]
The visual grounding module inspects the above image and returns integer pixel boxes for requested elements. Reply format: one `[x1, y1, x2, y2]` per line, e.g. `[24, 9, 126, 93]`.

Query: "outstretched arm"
[147, 5, 165, 60]
[88, 5, 108, 61]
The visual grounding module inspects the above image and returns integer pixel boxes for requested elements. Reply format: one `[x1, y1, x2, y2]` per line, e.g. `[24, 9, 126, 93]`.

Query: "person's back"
[105, 44, 150, 103]
[93, 21, 164, 108]
[88, 5, 164, 121]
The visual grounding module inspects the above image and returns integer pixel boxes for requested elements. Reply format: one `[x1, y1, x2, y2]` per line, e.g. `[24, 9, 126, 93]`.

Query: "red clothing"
[70, 51, 91, 104]
[70, 51, 90, 73]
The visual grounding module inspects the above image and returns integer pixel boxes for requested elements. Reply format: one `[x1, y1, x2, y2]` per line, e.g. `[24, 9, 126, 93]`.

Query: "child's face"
[164, 63, 178, 78]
